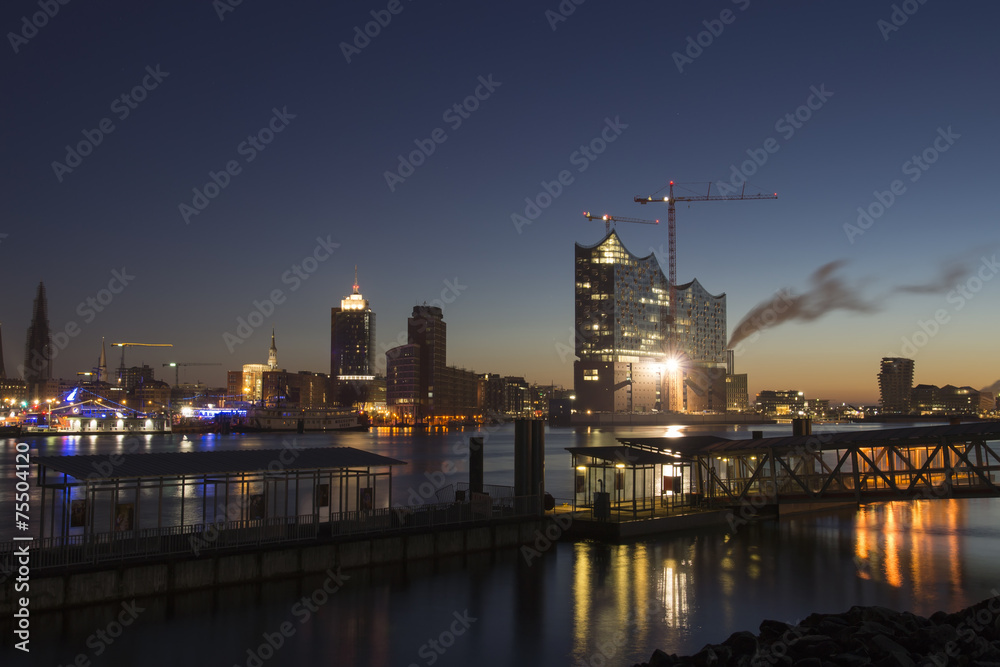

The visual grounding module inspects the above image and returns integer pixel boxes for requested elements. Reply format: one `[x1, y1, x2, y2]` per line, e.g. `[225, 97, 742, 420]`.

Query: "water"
[2, 422, 1000, 665]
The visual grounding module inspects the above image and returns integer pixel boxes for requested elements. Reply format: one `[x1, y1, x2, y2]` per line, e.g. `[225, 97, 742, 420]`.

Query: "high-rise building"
[408, 305, 446, 418]
[878, 357, 914, 414]
[23, 282, 53, 400]
[330, 274, 376, 407]
[385, 305, 478, 422]
[573, 231, 727, 414]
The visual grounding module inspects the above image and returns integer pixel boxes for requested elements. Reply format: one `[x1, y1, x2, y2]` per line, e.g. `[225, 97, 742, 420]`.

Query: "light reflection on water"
[1, 423, 999, 665]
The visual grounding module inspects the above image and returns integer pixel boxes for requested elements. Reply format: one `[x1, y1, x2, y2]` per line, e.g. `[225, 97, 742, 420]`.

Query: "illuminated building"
[726, 373, 749, 412]
[878, 357, 914, 414]
[573, 231, 727, 414]
[754, 389, 805, 416]
[330, 275, 376, 407]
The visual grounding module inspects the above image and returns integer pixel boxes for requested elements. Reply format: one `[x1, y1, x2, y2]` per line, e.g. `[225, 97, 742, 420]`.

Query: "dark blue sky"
[2, 1, 997, 402]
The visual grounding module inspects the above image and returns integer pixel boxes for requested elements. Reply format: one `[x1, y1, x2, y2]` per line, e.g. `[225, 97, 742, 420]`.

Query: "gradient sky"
[1, 1, 997, 404]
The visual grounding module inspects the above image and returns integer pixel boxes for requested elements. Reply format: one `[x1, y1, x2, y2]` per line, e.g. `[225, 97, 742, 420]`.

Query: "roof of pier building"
[36, 446, 407, 482]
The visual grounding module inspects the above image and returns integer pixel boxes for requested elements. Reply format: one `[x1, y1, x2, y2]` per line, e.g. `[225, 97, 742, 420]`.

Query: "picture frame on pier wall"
[70, 499, 87, 528]
[360, 487, 373, 511]
[317, 483, 330, 508]
[615, 470, 625, 491]
[575, 474, 586, 494]
[249, 494, 265, 520]
[114, 503, 133, 531]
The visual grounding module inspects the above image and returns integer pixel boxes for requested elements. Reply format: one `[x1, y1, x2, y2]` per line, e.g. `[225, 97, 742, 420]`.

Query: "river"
[2, 422, 999, 666]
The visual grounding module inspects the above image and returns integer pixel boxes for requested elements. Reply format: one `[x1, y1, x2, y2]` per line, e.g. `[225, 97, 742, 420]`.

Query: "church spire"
[98, 337, 107, 384]
[268, 329, 278, 370]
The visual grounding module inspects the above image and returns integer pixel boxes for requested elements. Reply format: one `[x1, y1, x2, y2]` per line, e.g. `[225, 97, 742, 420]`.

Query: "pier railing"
[0, 494, 541, 572]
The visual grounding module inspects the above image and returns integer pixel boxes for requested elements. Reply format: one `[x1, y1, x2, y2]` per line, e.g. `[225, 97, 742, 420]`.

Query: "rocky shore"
[636, 596, 1000, 666]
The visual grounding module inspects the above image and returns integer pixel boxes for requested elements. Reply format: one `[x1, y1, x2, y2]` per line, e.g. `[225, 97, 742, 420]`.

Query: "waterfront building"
[755, 390, 806, 416]
[912, 384, 993, 415]
[385, 305, 481, 423]
[120, 365, 156, 393]
[573, 231, 727, 414]
[386, 343, 420, 422]
[726, 373, 749, 412]
[23, 282, 53, 400]
[330, 275, 376, 407]
[878, 357, 914, 414]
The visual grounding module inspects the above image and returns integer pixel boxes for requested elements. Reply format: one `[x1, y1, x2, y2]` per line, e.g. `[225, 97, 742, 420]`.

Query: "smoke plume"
[727, 258, 980, 350]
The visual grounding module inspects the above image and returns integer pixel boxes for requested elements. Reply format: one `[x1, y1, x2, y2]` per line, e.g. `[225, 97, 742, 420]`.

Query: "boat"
[233, 406, 368, 432]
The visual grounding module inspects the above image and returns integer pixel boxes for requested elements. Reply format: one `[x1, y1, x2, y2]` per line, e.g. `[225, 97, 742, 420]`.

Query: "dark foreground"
[636, 597, 1000, 666]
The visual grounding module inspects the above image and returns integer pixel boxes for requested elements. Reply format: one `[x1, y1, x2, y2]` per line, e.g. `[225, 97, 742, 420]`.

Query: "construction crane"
[634, 181, 776, 412]
[582, 211, 659, 235]
[112, 343, 172, 384]
[162, 362, 222, 387]
[634, 181, 777, 287]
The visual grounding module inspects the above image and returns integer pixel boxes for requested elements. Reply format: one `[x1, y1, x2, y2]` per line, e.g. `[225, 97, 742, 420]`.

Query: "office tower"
[408, 305, 445, 417]
[330, 274, 376, 407]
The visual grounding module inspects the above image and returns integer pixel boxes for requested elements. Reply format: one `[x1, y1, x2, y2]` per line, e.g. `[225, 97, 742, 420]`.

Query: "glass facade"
[575, 232, 725, 365]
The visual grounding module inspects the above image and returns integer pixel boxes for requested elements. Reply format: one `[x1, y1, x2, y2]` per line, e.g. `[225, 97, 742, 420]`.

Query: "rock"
[723, 630, 758, 657]
[761, 619, 794, 641]
[870, 634, 915, 667]
[647, 648, 674, 667]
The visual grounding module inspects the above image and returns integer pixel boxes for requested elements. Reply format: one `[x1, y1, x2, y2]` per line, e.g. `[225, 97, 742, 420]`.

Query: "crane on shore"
[162, 362, 222, 387]
[583, 211, 659, 236]
[112, 342, 172, 384]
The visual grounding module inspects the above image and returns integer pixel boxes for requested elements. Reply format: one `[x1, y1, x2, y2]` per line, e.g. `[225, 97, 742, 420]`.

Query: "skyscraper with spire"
[330, 269, 376, 407]
[0, 322, 6, 380]
[23, 282, 53, 400]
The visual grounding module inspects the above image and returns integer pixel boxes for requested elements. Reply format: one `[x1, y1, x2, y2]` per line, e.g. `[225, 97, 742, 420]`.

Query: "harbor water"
[2, 422, 999, 666]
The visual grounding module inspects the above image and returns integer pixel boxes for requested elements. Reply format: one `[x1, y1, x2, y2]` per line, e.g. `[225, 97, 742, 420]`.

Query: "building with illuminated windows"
[330, 276, 376, 407]
[573, 231, 727, 414]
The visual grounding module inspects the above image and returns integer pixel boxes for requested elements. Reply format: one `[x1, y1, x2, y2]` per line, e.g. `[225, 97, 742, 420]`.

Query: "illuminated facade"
[573, 231, 727, 414]
[330, 277, 376, 407]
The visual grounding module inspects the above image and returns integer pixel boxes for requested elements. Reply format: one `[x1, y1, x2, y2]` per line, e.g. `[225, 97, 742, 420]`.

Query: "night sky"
[2, 1, 997, 403]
